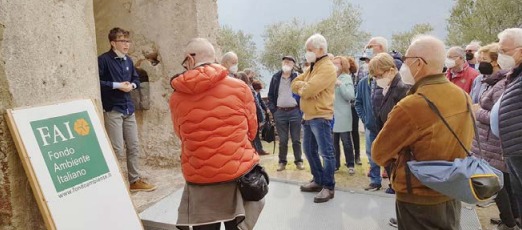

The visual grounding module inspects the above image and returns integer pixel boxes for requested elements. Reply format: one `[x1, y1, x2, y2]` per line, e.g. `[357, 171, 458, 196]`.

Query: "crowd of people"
[99, 26, 522, 230]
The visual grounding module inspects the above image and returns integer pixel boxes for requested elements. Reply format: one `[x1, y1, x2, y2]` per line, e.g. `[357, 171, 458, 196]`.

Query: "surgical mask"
[229, 64, 238, 74]
[365, 49, 374, 59]
[445, 58, 456, 69]
[497, 53, 516, 70]
[399, 64, 415, 85]
[376, 77, 391, 88]
[305, 51, 317, 63]
[478, 62, 494, 75]
[282, 65, 293, 73]
[334, 65, 340, 73]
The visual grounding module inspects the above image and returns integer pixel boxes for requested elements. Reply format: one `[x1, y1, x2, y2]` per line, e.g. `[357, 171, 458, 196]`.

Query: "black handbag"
[261, 115, 275, 143]
[237, 164, 269, 201]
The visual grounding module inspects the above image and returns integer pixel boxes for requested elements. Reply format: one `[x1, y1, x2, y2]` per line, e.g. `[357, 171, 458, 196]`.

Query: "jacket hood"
[170, 63, 228, 94]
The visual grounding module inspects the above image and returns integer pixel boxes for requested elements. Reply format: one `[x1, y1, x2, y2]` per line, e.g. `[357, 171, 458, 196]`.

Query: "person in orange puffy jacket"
[170, 38, 264, 230]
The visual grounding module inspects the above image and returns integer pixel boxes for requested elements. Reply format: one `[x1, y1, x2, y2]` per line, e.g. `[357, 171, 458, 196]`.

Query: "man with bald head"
[171, 38, 264, 230]
[445, 46, 480, 93]
[221, 51, 239, 77]
[372, 35, 474, 229]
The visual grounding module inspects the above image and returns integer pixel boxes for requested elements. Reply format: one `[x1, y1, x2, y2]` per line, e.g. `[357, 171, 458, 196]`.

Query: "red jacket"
[446, 63, 479, 93]
[169, 64, 259, 184]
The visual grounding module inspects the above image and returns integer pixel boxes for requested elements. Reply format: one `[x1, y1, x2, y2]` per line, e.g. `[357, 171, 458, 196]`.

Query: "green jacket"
[333, 73, 355, 132]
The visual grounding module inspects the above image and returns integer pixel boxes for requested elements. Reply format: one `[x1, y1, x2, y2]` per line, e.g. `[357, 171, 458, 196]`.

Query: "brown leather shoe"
[277, 163, 286, 171]
[314, 188, 334, 203]
[300, 181, 322, 192]
[258, 150, 270, 155]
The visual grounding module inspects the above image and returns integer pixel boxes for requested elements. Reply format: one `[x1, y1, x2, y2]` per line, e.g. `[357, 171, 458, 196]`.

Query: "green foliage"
[260, 0, 369, 72]
[446, 0, 522, 46]
[391, 23, 434, 55]
[217, 25, 258, 71]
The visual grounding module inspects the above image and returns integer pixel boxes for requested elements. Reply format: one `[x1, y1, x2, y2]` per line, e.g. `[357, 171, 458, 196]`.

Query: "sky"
[217, 0, 455, 92]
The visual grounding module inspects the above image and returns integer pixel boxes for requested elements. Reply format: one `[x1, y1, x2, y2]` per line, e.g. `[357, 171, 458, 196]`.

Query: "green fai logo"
[31, 111, 109, 193]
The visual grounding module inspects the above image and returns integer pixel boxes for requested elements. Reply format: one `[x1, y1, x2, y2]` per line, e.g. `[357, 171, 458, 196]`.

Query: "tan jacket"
[291, 56, 337, 120]
[372, 74, 474, 205]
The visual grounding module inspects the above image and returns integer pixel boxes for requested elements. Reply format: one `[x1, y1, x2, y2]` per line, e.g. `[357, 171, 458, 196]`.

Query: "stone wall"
[0, 0, 100, 229]
[93, 0, 220, 167]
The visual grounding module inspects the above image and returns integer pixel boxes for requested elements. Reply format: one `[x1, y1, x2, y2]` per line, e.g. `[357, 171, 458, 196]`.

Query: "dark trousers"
[495, 171, 520, 227]
[252, 125, 264, 152]
[351, 106, 360, 160]
[333, 132, 354, 168]
[396, 199, 461, 230]
[506, 156, 522, 221]
[273, 109, 302, 164]
[190, 221, 238, 230]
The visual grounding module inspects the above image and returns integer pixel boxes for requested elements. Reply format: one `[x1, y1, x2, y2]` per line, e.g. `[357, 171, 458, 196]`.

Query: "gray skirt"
[176, 181, 265, 230]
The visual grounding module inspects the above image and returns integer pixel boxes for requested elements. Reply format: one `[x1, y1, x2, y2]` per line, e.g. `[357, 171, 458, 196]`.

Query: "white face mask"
[399, 64, 416, 85]
[376, 77, 392, 89]
[282, 65, 293, 73]
[305, 51, 317, 63]
[445, 58, 456, 69]
[228, 64, 238, 74]
[334, 65, 340, 73]
[497, 53, 516, 70]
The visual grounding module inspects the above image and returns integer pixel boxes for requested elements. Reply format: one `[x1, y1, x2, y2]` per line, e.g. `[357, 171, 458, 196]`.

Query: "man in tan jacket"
[372, 35, 474, 229]
[292, 33, 337, 203]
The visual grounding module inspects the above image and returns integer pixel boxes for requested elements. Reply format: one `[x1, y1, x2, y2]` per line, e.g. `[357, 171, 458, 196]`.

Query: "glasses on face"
[401, 56, 427, 64]
[114, 40, 132, 43]
[181, 53, 196, 69]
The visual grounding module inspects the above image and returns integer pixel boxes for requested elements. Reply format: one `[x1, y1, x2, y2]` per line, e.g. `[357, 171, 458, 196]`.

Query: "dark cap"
[282, 56, 296, 63]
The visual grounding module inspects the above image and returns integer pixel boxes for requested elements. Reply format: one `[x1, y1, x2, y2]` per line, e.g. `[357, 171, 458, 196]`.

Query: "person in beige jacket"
[291, 33, 337, 203]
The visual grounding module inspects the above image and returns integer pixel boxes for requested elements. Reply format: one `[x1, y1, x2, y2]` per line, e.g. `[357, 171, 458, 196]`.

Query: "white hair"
[466, 40, 481, 50]
[221, 51, 238, 64]
[305, 33, 328, 52]
[185, 38, 215, 63]
[370, 36, 389, 52]
[448, 46, 466, 59]
[409, 34, 446, 72]
[498, 28, 522, 47]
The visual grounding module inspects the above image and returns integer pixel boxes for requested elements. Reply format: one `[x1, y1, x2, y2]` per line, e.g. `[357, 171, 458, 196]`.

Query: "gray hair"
[448, 46, 466, 59]
[305, 33, 328, 52]
[498, 28, 522, 47]
[466, 40, 481, 50]
[409, 34, 446, 72]
[221, 51, 238, 64]
[370, 36, 389, 52]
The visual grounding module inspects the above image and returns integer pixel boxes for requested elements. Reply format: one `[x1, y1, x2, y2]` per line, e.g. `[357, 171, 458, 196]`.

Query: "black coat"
[374, 74, 411, 131]
[499, 65, 522, 157]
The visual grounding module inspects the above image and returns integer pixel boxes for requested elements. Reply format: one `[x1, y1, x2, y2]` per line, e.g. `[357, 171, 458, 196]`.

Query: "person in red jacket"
[445, 46, 480, 93]
[170, 38, 263, 230]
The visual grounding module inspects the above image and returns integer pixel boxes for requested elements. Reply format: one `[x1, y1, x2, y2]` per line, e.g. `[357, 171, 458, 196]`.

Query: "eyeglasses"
[114, 40, 132, 43]
[498, 46, 522, 55]
[181, 53, 196, 69]
[402, 56, 427, 64]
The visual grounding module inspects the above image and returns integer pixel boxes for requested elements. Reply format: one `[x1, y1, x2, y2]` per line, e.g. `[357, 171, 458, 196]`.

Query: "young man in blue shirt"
[98, 27, 156, 192]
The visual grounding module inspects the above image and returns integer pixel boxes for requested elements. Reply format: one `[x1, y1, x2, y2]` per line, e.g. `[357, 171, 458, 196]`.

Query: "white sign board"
[6, 99, 143, 230]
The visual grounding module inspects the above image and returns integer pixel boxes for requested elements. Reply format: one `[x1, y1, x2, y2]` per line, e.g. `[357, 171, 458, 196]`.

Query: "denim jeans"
[273, 109, 302, 164]
[365, 129, 381, 185]
[506, 156, 522, 221]
[333, 132, 354, 168]
[303, 118, 336, 190]
[252, 124, 264, 152]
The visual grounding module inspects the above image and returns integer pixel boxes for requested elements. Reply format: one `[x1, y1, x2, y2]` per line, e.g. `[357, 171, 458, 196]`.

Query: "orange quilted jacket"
[169, 63, 259, 184]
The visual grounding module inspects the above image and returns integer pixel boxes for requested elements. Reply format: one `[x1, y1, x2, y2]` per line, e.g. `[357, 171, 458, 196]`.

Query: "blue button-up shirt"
[98, 50, 140, 115]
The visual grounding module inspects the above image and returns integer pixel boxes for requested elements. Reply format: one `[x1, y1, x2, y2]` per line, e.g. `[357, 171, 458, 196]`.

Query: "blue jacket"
[355, 76, 378, 133]
[267, 70, 301, 114]
[98, 50, 140, 115]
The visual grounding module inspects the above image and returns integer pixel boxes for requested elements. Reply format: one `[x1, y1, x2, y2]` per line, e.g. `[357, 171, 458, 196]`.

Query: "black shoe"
[385, 187, 395, 194]
[364, 183, 381, 191]
[389, 218, 398, 228]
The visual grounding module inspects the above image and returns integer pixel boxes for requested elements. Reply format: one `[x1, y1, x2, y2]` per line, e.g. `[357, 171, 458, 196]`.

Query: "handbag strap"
[417, 92, 481, 156]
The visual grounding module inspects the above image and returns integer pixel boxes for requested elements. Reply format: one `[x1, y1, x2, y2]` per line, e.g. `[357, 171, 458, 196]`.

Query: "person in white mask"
[291, 33, 337, 203]
[495, 28, 522, 228]
[445, 46, 480, 93]
[220, 51, 239, 78]
[373, 35, 474, 230]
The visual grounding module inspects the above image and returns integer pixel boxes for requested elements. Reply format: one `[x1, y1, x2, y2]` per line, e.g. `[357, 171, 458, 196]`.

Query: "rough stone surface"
[93, 0, 220, 167]
[0, 0, 99, 229]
